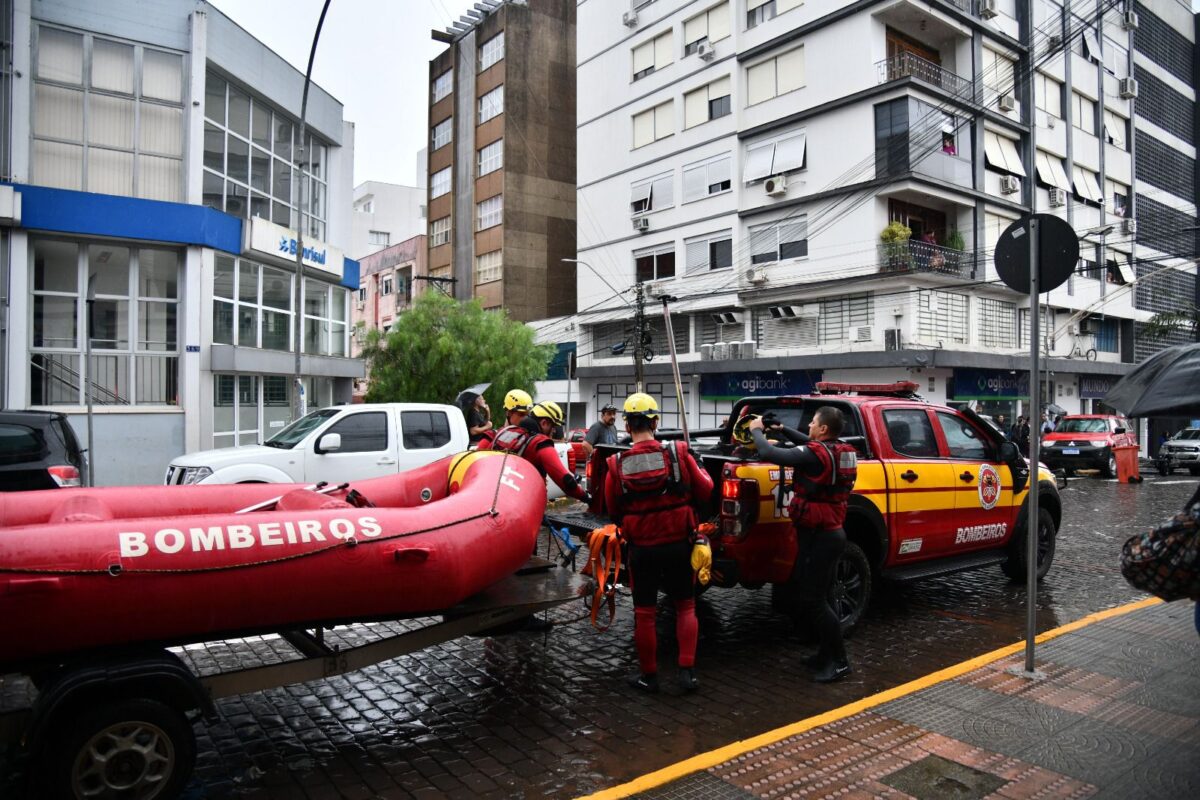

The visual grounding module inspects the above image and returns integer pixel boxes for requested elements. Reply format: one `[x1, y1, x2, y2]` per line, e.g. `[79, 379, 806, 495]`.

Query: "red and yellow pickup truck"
[548, 381, 1062, 631]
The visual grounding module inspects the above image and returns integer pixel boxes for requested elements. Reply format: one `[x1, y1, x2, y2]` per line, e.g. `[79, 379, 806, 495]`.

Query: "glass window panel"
[225, 181, 247, 218]
[272, 158, 292, 204]
[88, 354, 129, 404]
[262, 309, 290, 350]
[87, 93, 134, 148]
[135, 354, 178, 404]
[139, 249, 178, 298]
[203, 124, 224, 172]
[90, 299, 129, 349]
[214, 255, 235, 299]
[213, 375, 235, 431]
[239, 261, 259, 302]
[91, 39, 134, 94]
[34, 83, 83, 140]
[33, 140, 83, 190]
[138, 155, 182, 202]
[251, 193, 270, 220]
[86, 147, 134, 196]
[261, 267, 291, 310]
[272, 201, 291, 227]
[238, 376, 258, 432]
[34, 240, 79, 292]
[226, 135, 249, 183]
[305, 280, 328, 316]
[309, 141, 324, 180]
[308, 178, 324, 220]
[89, 244, 130, 296]
[330, 322, 346, 356]
[204, 71, 225, 124]
[37, 27, 83, 84]
[139, 103, 183, 156]
[250, 148, 270, 192]
[228, 86, 250, 138]
[142, 49, 182, 103]
[138, 301, 176, 351]
[305, 317, 322, 354]
[202, 170, 223, 211]
[213, 300, 234, 345]
[251, 102, 271, 149]
[331, 290, 346, 321]
[33, 295, 78, 347]
[274, 118, 292, 160]
[238, 305, 258, 346]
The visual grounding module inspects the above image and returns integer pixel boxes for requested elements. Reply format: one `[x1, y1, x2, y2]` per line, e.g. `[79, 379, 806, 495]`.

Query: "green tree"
[360, 290, 555, 411]
[1143, 304, 1199, 342]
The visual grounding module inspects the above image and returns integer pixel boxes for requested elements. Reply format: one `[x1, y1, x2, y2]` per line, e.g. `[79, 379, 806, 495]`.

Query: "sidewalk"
[586, 598, 1199, 800]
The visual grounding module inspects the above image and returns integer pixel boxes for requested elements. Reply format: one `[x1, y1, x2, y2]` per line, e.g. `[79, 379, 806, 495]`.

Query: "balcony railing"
[878, 240, 972, 278]
[877, 52, 972, 99]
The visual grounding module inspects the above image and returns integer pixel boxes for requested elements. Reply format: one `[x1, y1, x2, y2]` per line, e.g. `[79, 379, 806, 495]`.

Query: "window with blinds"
[431, 117, 452, 150]
[684, 230, 733, 273]
[749, 216, 807, 263]
[682, 155, 731, 202]
[743, 131, 806, 183]
[684, 76, 731, 128]
[756, 308, 817, 351]
[479, 32, 505, 71]
[818, 294, 873, 343]
[476, 250, 502, 284]
[631, 172, 673, 214]
[917, 290, 969, 344]
[746, 46, 804, 105]
[978, 297, 1017, 348]
[479, 86, 504, 123]
[430, 215, 451, 246]
[432, 70, 453, 103]
[683, 3, 730, 53]
[632, 31, 673, 81]
[699, 314, 744, 345]
[478, 139, 503, 176]
[34, 26, 184, 201]
[634, 245, 676, 282]
[1018, 307, 1056, 348]
[633, 101, 674, 149]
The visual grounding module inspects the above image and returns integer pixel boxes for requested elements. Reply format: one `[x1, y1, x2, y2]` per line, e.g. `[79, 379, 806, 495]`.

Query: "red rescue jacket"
[787, 440, 857, 531]
[604, 439, 713, 547]
[478, 424, 586, 500]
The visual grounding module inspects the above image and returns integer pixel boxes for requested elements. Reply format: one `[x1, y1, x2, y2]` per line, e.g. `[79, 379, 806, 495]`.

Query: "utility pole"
[632, 282, 645, 390]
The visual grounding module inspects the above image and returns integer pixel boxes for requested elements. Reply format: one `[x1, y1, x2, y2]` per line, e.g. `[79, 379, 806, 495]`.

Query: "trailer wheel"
[44, 698, 195, 800]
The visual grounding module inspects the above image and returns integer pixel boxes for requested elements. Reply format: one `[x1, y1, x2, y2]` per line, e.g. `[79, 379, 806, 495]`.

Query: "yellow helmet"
[732, 414, 760, 446]
[531, 401, 564, 426]
[622, 392, 659, 420]
[504, 389, 533, 412]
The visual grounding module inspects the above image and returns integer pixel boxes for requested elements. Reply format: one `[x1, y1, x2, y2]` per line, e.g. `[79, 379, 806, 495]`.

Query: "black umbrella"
[1044, 402, 1067, 417]
[1104, 342, 1200, 418]
[455, 382, 491, 407]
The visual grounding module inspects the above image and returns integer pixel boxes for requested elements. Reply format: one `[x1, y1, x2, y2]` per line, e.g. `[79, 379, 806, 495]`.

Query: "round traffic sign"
[994, 214, 1079, 294]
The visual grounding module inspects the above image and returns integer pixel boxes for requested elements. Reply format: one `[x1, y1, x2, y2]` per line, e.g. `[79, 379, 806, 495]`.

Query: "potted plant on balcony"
[880, 221, 912, 272]
[943, 228, 965, 271]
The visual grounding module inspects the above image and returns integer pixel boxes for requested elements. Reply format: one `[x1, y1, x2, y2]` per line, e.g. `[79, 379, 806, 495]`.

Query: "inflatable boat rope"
[0, 451, 515, 578]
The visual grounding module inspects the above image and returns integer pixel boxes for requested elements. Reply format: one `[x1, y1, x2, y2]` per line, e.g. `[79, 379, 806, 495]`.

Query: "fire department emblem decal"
[978, 464, 1001, 510]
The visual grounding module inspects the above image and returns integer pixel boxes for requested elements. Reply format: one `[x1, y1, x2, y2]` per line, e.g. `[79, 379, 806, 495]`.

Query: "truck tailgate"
[544, 509, 613, 539]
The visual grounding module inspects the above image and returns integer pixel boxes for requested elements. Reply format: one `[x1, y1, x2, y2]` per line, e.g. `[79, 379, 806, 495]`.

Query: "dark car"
[0, 411, 86, 491]
[1157, 428, 1200, 476]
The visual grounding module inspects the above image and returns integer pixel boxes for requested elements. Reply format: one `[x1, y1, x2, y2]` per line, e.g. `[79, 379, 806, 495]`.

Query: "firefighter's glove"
[691, 536, 713, 586]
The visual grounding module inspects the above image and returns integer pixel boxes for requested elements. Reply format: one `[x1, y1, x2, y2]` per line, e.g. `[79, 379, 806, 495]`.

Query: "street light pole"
[291, 0, 332, 423]
[84, 274, 96, 486]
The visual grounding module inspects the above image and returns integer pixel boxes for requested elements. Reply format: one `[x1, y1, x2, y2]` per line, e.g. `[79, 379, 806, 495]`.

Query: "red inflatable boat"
[0, 451, 545, 669]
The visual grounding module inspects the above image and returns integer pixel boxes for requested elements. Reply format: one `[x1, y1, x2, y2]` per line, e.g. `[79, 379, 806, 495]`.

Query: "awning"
[984, 132, 1026, 176]
[1036, 150, 1072, 191]
[1072, 166, 1104, 203]
[1114, 255, 1137, 285]
[578, 307, 634, 326]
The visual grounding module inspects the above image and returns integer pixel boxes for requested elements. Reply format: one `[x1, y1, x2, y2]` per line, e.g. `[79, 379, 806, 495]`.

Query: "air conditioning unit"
[700, 343, 714, 361]
[979, 0, 998, 20]
[645, 279, 669, 298]
[1048, 34, 1063, 50]
[848, 325, 873, 343]
[1048, 187, 1067, 207]
[712, 342, 729, 360]
[727, 341, 742, 360]
[622, 10, 638, 27]
[885, 328, 903, 351]
[1119, 77, 1139, 99]
[1067, 323, 1079, 336]
[633, 215, 650, 232]
[1122, 10, 1139, 31]
[745, 266, 768, 284]
[1122, 217, 1137, 236]
[711, 311, 743, 325]
[740, 340, 757, 360]
[764, 175, 787, 197]
[696, 40, 715, 61]
[998, 94, 1016, 112]
[1000, 175, 1020, 195]
[1078, 318, 1097, 336]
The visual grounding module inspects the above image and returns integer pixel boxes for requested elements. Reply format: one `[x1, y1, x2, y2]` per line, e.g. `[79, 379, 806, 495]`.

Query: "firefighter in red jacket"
[604, 392, 713, 693]
[480, 398, 587, 502]
[475, 389, 533, 449]
[746, 406, 857, 683]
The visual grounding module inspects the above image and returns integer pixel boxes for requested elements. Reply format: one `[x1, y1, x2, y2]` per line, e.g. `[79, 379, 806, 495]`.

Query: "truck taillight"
[720, 477, 759, 539]
[48, 465, 81, 487]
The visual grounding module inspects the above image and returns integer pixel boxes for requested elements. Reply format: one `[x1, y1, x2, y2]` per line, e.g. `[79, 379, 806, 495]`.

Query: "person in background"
[1041, 412, 1055, 435]
[583, 403, 620, 457]
[995, 414, 1009, 439]
[605, 393, 713, 694]
[475, 389, 531, 448]
[1016, 416, 1031, 456]
[466, 394, 492, 445]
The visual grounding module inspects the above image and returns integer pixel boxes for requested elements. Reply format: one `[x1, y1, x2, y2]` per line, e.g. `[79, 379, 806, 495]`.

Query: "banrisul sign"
[952, 368, 1030, 400]
[246, 217, 343, 278]
[700, 370, 819, 400]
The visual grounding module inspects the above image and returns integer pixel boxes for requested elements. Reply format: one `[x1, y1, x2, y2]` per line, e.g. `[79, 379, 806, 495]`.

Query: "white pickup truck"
[165, 403, 576, 498]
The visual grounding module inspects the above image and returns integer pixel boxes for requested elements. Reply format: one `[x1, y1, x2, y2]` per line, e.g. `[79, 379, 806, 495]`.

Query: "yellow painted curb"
[577, 596, 1163, 800]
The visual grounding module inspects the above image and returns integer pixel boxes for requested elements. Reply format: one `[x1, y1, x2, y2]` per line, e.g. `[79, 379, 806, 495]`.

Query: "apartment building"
[0, 0, 360, 484]
[351, 233, 428, 356]
[426, 0, 577, 322]
[572, 0, 1194, 436]
[351, 180, 427, 259]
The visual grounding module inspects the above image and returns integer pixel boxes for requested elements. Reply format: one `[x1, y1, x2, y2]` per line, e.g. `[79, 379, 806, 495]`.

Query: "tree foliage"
[360, 290, 555, 411]
[1143, 304, 1199, 342]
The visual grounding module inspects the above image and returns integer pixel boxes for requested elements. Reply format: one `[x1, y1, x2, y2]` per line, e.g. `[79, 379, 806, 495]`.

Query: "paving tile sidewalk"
[618, 600, 1199, 800]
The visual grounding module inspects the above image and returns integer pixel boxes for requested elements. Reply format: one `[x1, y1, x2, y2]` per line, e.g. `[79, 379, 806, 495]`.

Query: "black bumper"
[1041, 446, 1111, 469]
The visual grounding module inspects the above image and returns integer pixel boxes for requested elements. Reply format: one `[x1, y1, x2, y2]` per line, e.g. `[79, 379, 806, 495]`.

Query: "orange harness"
[585, 524, 623, 631]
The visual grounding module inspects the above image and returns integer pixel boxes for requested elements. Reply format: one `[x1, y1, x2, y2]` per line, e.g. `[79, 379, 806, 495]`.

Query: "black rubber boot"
[813, 660, 851, 683]
[626, 673, 659, 693]
[803, 652, 827, 670]
[677, 668, 699, 692]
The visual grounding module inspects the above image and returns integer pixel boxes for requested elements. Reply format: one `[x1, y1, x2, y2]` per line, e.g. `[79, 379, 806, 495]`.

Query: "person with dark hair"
[585, 403, 620, 453]
[604, 392, 713, 694]
[746, 406, 858, 683]
[465, 395, 492, 445]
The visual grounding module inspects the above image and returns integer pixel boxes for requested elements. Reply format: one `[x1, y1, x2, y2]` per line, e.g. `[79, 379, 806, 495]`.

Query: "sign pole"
[660, 296, 689, 446]
[1024, 217, 1042, 676]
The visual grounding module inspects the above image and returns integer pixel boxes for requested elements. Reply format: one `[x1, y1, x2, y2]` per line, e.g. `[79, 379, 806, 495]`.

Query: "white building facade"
[350, 180, 428, 259]
[571, 0, 1191, 438]
[0, 0, 360, 484]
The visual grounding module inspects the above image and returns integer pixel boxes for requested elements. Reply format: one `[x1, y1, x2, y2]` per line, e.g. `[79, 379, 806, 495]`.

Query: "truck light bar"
[815, 381, 920, 396]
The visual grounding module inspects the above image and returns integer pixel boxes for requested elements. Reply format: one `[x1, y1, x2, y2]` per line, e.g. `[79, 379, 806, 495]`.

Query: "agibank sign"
[700, 370, 819, 400]
[952, 368, 1030, 400]
[246, 217, 344, 278]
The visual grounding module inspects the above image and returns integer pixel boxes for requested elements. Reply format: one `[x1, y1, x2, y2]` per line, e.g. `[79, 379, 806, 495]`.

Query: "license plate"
[1062, 448, 1080, 455]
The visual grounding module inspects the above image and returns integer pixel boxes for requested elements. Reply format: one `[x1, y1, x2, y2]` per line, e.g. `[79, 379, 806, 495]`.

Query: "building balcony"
[876, 52, 972, 99]
[877, 240, 972, 278]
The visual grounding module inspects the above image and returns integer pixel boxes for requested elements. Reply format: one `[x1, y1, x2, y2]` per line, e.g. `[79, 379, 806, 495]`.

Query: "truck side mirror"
[997, 441, 1019, 462]
[316, 432, 341, 454]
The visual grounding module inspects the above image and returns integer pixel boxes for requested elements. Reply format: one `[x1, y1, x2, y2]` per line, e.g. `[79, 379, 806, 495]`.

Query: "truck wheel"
[1189, 467, 1200, 477]
[831, 541, 871, 634]
[43, 698, 196, 800]
[1100, 454, 1117, 478]
[1001, 507, 1056, 583]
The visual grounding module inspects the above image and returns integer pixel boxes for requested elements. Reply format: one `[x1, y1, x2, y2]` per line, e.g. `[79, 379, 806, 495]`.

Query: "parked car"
[1156, 428, 1200, 476]
[1041, 414, 1136, 477]
[0, 410, 86, 491]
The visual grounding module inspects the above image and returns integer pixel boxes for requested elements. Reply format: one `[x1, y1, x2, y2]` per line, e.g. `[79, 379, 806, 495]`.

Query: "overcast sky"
[209, 0, 464, 188]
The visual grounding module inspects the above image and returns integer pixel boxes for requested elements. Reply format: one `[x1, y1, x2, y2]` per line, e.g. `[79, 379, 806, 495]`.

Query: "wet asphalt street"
[3, 473, 1197, 799]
